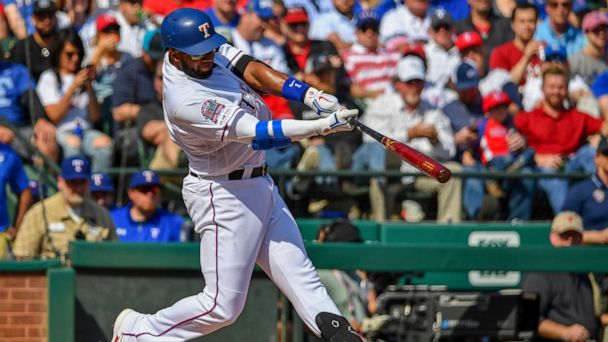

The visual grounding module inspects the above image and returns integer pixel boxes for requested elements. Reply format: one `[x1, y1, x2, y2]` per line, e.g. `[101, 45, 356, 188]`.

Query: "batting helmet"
[160, 8, 226, 56]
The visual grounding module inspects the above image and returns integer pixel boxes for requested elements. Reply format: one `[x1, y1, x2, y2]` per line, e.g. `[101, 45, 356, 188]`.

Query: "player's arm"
[236, 56, 342, 117]
[225, 107, 359, 149]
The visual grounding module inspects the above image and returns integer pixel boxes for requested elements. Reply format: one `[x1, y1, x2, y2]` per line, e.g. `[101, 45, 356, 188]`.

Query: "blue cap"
[453, 61, 480, 91]
[143, 29, 164, 61]
[90, 172, 115, 193]
[60, 156, 91, 181]
[592, 71, 608, 98]
[356, 10, 379, 29]
[248, 0, 274, 19]
[543, 43, 567, 61]
[161, 8, 227, 56]
[129, 170, 160, 188]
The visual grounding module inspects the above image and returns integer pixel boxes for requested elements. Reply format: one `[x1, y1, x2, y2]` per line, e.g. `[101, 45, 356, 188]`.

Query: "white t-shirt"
[36, 69, 91, 133]
[162, 44, 269, 176]
[231, 30, 289, 74]
[380, 5, 430, 45]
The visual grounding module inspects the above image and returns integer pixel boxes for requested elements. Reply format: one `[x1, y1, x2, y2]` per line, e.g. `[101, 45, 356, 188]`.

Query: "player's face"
[58, 177, 89, 207]
[171, 49, 216, 79]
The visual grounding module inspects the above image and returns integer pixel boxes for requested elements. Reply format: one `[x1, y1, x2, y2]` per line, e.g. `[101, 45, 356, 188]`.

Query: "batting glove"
[316, 107, 359, 135]
[303, 87, 340, 117]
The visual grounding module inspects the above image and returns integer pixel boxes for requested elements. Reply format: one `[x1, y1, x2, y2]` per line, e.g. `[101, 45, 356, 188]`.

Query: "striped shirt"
[340, 43, 400, 93]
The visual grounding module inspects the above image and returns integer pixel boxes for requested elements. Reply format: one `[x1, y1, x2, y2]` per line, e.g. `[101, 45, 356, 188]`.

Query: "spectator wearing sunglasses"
[534, 0, 585, 57]
[424, 8, 460, 85]
[341, 11, 400, 105]
[110, 170, 186, 242]
[568, 11, 608, 86]
[521, 43, 593, 112]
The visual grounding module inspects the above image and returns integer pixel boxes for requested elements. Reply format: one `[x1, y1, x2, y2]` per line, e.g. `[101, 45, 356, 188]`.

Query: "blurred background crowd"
[1, 0, 608, 339]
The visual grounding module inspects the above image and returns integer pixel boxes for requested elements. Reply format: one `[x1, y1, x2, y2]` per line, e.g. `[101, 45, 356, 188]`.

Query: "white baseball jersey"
[379, 5, 430, 44]
[162, 44, 270, 176]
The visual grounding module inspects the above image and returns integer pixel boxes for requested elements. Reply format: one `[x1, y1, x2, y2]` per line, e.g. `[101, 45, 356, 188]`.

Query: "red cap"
[283, 7, 309, 24]
[482, 90, 511, 113]
[455, 31, 482, 52]
[401, 42, 426, 62]
[96, 13, 119, 32]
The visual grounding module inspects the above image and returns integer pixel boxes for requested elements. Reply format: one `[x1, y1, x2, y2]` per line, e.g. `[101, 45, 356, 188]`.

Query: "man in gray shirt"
[569, 11, 608, 85]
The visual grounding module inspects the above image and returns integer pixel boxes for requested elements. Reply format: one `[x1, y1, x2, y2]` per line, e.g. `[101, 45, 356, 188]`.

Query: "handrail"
[106, 167, 591, 180]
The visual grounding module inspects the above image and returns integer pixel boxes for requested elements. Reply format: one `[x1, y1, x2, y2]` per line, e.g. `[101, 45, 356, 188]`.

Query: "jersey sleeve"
[173, 94, 244, 142]
[36, 71, 61, 106]
[216, 44, 248, 72]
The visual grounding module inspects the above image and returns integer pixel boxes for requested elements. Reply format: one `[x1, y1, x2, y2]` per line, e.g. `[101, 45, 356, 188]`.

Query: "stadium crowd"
[0, 0, 608, 339]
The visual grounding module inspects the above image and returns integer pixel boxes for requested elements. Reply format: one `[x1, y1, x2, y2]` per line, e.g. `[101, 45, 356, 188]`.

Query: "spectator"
[353, 0, 396, 20]
[534, 0, 585, 56]
[430, 0, 470, 22]
[232, 1, 293, 120]
[143, 0, 210, 18]
[354, 55, 461, 222]
[12, 156, 116, 260]
[90, 172, 116, 210]
[593, 72, 608, 120]
[479, 91, 535, 220]
[110, 170, 185, 242]
[80, 0, 149, 59]
[282, 0, 335, 20]
[205, 0, 240, 33]
[281, 7, 345, 105]
[340, 11, 400, 105]
[521, 211, 607, 342]
[88, 13, 133, 133]
[309, 0, 357, 50]
[489, 3, 542, 87]
[262, 0, 287, 46]
[424, 8, 460, 85]
[562, 136, 608, 242]
[37, 29, 113, 172]
[379, 0, 431, 50]
[0, 143, 32, 260]
[568, 11, 608, 86]
[515, 66, 608, 214]
[0, 58, 59, 164]
[3, 0, 44, 39]
[111, 29, 161, 165]
[8, 0, 62, 81]
[315, 219, 377, 334]
[521, 43, 593, 113]
[454, 0, 514, 73]
[454, 31, 485, 75]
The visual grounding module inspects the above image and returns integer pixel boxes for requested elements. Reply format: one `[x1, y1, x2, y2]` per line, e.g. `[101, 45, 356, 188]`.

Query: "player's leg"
[113, 176, 271, 341]
[256, 185, 364, 341]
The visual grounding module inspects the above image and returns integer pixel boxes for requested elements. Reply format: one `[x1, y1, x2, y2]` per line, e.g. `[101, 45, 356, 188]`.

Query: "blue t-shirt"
[0, 144, 29, 232]
[205, 8, 240, 30]
[111, 58, 156, 109]
[562, 175, 608, 231]
[110, 204, 185, 242]
[3, 0, 35, 35]
[0, 62, 36, 126]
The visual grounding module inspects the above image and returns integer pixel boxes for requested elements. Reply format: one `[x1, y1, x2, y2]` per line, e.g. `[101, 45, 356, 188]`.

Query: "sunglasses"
[133, 185, 159, 194]
[287, 22, 308, 29]
[188, 48, 218, 61]
[548, 1, 571, 8]
[358, 24, 379, 32]
[433, 23, 452, 31]
[545, 54, 566, 62]
[65, 51, 80, 59]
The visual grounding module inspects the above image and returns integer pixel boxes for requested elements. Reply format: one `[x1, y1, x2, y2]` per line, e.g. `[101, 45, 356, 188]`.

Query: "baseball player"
[112, 8, 364, 342]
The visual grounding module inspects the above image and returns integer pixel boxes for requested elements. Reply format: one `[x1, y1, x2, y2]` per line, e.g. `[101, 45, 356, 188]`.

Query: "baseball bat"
[348, 119, 452, 183]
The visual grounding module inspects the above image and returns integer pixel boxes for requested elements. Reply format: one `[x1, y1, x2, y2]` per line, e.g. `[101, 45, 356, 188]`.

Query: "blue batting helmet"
[160, 8, 226, 56]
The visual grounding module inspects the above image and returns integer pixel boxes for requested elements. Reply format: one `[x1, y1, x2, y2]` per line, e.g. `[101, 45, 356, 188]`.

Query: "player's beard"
[180, 60, 213, 79]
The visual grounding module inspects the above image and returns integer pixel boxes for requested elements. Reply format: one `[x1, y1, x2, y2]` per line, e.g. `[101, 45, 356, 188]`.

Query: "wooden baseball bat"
[348, 119, 452, 183]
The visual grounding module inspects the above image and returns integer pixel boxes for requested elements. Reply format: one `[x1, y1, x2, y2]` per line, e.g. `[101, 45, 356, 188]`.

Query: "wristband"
[281, 77, 310, 102]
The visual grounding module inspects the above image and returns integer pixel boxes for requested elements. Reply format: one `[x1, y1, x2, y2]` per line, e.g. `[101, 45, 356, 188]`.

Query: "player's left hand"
[316, 107, 359, 135]
[303, 87, 340, 117]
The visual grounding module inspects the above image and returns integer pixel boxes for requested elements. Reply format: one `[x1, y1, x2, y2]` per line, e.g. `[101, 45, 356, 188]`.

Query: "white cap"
[396, 56, 426, 82]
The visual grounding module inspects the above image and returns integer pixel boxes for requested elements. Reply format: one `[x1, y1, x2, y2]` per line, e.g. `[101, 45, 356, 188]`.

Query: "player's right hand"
[303, 87, 340, 117]
[316, 107, 359, 135]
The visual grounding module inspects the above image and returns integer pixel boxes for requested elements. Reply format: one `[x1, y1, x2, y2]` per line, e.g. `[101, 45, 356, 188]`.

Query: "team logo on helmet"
[199, 23, 211, 39]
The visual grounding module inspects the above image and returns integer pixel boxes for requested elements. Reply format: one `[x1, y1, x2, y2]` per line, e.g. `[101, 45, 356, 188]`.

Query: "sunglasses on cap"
[433, 23, 452, 31]
[545, 54, 567, 62]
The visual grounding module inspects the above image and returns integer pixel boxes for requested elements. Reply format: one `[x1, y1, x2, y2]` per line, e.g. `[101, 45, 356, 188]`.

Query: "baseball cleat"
[112, 308, 137, 342]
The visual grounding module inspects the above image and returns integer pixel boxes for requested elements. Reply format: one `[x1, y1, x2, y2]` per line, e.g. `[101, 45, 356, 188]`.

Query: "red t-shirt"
[489, 41, 541, 85]
[514, 106, 602, 155]
[480, 118, 510, 165]
[143, 0, 211, 16]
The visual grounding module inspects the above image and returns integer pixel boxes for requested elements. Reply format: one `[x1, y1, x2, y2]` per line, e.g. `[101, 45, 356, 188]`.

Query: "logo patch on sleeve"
[200, 100, 226, 123]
